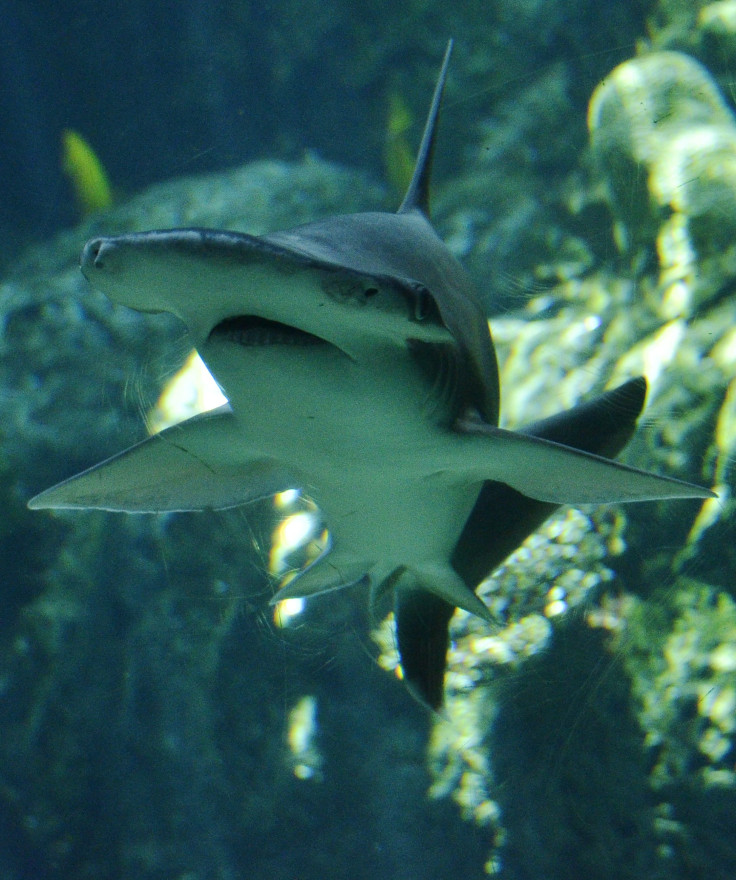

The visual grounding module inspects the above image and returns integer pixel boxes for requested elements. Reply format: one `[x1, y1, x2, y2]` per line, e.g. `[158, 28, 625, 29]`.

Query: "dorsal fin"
[398, 39, 453, 217]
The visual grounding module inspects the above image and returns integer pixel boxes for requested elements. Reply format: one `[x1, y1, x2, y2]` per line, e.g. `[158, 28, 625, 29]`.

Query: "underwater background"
[2, 0, 736, 878]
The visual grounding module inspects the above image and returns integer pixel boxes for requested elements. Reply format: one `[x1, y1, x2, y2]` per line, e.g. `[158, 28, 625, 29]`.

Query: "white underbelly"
[200, 339, 479, 567]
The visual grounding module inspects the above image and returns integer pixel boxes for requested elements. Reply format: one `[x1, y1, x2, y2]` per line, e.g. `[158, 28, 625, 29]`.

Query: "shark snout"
[79, 232, 204, 323]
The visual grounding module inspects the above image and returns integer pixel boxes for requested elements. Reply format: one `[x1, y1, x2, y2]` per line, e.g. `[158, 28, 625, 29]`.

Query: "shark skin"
[29, 41, 714, 708]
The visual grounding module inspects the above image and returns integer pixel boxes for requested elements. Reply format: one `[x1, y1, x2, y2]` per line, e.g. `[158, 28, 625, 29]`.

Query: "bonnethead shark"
[29, 41, 713, 708]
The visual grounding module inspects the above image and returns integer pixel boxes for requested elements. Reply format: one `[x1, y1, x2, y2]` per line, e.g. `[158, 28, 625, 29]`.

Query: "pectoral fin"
[455, 416, 714, 504]
[28, 405, 297, 512]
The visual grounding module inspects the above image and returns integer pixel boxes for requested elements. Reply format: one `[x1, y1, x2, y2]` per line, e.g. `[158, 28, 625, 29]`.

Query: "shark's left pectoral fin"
[456, 417, 714, 504]
[28, 405, 297, 512]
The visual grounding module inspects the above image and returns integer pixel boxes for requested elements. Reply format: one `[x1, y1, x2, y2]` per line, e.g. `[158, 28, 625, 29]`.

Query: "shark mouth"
[208, 316, 327, 347]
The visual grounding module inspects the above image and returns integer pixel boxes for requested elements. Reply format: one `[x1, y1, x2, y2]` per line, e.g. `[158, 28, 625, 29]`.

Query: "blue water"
[1, 2, 734, 879]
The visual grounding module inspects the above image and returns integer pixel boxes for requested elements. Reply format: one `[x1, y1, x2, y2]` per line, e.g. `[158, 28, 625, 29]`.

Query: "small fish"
[31, 42, 714, 708]
[384, 90, 416, 197]
[61, 129, 113, 216]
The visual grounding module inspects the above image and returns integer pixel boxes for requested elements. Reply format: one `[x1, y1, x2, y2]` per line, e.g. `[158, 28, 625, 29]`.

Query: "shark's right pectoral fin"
[455, 416, 715, 505]
[28, 404, 297, 512]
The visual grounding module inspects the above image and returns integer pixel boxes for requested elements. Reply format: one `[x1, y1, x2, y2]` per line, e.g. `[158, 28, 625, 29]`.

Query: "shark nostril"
[82, 239, 105, 270]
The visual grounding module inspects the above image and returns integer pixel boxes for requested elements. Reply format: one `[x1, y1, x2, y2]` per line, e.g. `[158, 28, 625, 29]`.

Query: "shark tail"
[394, 585, 455, 710]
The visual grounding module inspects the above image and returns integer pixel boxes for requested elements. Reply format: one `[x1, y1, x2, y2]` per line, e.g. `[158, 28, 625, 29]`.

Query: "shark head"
[79, 43, 500, 426]
[79, 219, 451, 359]
[32, 40, 714, 709]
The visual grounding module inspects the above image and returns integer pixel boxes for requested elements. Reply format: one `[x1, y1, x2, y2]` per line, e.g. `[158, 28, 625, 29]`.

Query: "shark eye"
[364, 287, 379, 298]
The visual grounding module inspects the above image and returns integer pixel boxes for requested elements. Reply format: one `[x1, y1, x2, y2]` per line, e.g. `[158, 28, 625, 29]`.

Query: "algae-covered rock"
[613, 582, 736, 877]
[647, 0, 736, 61]
[589, 51, 736, 313]
[698, 0, 736, 54]
[409, 45, 736, 880]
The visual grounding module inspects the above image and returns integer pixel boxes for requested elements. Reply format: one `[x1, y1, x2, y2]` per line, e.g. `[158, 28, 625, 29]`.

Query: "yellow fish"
[383, 91, 416, 197]
[61, 129, 113, 216]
